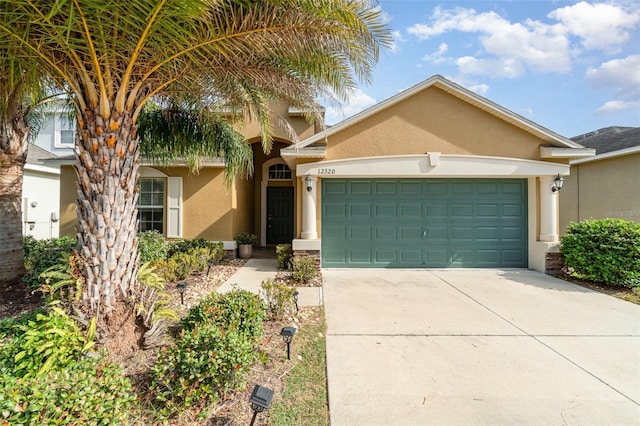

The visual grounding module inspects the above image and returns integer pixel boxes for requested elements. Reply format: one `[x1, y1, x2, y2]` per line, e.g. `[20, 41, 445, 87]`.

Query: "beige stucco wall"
[235, 102, 317, 143]
[232, 175, 254, 238]
[157, 167, 234, 240]
[560, 153, 640, 234]
[325, 86, 547, 161]
[59, 166, 78, 237]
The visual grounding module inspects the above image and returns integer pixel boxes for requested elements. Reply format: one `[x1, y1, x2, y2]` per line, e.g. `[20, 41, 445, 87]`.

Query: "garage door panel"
[322, 178, 527, 268]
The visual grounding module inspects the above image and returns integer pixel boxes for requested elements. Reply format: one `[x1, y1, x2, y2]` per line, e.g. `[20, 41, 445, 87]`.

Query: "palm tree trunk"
[74, 106, 140, 320]
[0, 117, 28, 285]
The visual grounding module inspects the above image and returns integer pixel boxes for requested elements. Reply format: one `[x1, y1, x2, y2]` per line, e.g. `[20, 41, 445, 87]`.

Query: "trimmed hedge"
[561, 218, 640, 288]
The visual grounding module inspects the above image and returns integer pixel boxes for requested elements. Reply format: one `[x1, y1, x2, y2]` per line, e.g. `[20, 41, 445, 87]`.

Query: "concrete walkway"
[217, 258, 322, 306]
[323, 268, 640, 425]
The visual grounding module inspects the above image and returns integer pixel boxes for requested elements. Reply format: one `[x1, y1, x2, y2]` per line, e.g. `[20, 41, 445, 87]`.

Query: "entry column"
[539, 175, 559, 242]
[301, 175, 317, 239]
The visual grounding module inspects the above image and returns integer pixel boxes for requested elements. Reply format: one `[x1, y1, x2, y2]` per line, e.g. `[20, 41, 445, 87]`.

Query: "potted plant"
[235, 232, 258, 259]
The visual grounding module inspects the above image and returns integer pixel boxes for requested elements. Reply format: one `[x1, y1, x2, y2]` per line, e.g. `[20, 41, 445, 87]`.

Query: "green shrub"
[182, 290, 265, 340]
[234, 232, 258, 245]
[138, 230, 169, 263]
[561, 218, 640, 288]
[276, 243, 293, 270]
[153, 240, 226, 282]
[23, 236, 76, 289]
[0, 305, 95, 379]
[291, 256, 319, 284]
[152, 290, 265, 417]
[0, 356, 134, 425]
[261, 279, 296, 320]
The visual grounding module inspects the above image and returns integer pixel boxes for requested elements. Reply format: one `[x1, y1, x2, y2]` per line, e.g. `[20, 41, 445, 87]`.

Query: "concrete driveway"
[323, 269, 640, 425]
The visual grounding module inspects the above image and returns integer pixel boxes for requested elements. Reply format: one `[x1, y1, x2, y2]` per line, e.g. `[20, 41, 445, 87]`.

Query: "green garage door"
[322, 178, 527, 268]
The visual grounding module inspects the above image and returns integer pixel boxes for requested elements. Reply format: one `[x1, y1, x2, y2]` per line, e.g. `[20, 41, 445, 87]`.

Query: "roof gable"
[284, 75, 581, 152]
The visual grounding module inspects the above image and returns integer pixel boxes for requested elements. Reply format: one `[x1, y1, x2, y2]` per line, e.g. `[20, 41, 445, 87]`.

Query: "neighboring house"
[23, 145, 61, 239]
[33, 110, 76, 157]
[560, 126, 640, 234]
[54, 75, 593, 272]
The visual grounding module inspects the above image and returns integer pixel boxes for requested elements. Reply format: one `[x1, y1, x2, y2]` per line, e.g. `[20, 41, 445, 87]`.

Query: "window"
[54, 114, 75, 148]
[268, 163, 292, 180]
[138, 178, 165, 233]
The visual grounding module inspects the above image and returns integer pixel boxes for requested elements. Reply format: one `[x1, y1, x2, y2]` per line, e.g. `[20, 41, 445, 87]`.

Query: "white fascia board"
[25, 163, 61, 175]
[540, 146, 595, 159]
[296, 154, 570, 178]
[42, 157, 227, 168]
[571, 145, 640, 165]
[287, 75, 579, 150]
[540, 146, 595, 158]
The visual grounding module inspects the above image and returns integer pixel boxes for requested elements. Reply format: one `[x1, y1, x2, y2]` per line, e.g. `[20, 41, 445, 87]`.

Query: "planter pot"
[238, 244, 253, 259]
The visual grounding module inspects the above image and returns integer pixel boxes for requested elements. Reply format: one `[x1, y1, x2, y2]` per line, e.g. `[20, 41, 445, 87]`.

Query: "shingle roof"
[570, 126, 640, 155]
[26, 144, 58, 165]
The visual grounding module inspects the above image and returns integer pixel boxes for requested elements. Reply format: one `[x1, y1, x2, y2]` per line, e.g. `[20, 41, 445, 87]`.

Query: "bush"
[561, 218, 640, 288]
[276, 244, 293, 270]
[23, 236, 76, 289]
[151, 290, 265, 417]
[0, 357, 134, 425]
[0, 305, 95, 379]
[261, 279, 296, 320]
[152, 241, 226, 282]
[181, 290, 265, 340]
[291, 256, 319, 284]
[138, 230, 169, 263]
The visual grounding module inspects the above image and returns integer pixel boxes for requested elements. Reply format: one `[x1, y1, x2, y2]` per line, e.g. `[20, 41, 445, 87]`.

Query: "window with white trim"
[138, 178, 165, 233]
[54, 114, 75, 148]
[268, 163, 292, 180]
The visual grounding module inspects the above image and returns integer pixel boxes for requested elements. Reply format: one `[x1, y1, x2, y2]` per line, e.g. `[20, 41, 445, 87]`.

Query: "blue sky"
[324, 0, 640, 138]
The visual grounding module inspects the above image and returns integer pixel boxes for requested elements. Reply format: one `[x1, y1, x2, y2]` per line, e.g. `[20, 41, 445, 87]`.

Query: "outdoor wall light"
[305, 175, 313, 192]
[551, 174, 564, 192]
[249, 384, 274, 426]
[292, 290, 299, 312]
[280, 326, 297, 360]
[176, 281, 187, 305]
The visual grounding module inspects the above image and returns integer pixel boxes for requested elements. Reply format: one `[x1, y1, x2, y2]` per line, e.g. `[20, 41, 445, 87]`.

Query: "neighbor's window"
[55, 114, 75, 148]
[268, 163, 292, 180]
[138, 178, 165, 233]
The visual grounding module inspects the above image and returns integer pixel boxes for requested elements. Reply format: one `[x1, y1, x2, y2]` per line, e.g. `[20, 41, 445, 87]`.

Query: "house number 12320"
[318, 168, 336, 175]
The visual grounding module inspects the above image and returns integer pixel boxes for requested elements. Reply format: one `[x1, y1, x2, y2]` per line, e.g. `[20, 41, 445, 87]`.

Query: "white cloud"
[388, 30, 406, 53]
[595, 99, 640, 114]
[422, 42, 449, 64]
[586, 54, 640, 90]
[587, 54, 640, 113]
[324, 89, 377, 125]
[408, 6, 571, 77]
[406, 2, 640, 79]
[549, 1, 640, 51]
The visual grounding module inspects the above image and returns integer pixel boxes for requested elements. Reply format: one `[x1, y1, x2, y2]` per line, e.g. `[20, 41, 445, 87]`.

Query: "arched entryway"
[260, 157, 294, 246]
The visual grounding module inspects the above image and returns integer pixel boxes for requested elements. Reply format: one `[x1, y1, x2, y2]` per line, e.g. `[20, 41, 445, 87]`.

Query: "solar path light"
[176, 281, 187, 305]
[249, 384, 274, 426]
[280, 326, 297, 360]
[292, 290, 299, 312]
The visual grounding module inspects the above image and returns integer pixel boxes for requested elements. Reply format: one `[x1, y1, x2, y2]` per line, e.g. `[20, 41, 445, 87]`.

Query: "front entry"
[267, 186, 294, 244]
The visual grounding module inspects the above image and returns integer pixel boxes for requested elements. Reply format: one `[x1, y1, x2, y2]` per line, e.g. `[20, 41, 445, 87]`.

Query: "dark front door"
[267, 186, 294, 244]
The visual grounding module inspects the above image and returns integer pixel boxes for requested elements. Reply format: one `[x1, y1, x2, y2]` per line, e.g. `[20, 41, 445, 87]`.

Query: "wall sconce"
[176, 281, 187, 305]
[280, 326, 297, 360]
[551, 174, 564, 192]
[305, 175, 313, 192]
[249, 384, 274, 426]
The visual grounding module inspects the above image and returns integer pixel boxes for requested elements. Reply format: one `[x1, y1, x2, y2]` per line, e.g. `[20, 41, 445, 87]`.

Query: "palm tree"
[0, 49, 50, 284]
[0, 0, 389, 322]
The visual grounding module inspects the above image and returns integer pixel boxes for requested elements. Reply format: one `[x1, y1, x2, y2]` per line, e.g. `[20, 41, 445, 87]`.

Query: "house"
[55, 75, 593, 272]
[23, 145, 60, 239]
[560, 126, 640, 234]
